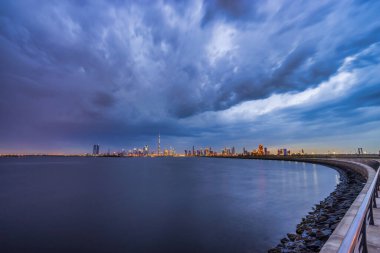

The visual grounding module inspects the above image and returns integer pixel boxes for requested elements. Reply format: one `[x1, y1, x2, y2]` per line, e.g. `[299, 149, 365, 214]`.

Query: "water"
[0, 157, 339, 253]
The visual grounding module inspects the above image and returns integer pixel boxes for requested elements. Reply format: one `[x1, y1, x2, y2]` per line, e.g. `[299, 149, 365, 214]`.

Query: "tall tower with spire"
[157, 132, 161, 156]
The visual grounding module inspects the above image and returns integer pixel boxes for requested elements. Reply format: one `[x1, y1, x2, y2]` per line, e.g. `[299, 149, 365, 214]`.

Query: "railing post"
[374, 192, 378, 209]
[362, 218, 368, 253]
[369, 199, 375, 225]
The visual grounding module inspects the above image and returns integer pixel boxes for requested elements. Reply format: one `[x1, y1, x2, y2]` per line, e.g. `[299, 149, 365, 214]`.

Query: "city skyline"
[1, 1, 380, 154]
[1, 129, 376, 156]
[89, 133, 375, 157]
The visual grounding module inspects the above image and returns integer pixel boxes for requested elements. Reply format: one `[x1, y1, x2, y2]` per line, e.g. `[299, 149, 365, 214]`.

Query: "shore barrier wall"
[320, 159, 379, 252]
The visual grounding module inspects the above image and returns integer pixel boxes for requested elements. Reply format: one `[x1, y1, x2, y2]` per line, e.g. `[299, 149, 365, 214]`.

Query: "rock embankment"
[268, 167, 365, 253]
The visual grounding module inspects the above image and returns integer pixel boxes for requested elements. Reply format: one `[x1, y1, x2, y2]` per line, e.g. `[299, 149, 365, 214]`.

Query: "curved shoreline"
[268, 163, 365, 252]
[211, 156, 368, 252]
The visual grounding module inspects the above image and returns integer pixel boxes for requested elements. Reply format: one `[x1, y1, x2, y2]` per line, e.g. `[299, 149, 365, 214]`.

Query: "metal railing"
[338, 163, 380, 253]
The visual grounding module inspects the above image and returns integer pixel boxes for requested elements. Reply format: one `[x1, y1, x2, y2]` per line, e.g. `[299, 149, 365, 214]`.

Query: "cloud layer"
[0, 0, 379, 153]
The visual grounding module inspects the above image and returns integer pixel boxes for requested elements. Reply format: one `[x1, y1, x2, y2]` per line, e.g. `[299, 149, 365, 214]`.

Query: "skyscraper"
[157, 133, 161, 155]
[143, 145, 149, 156]
[257, 144, 264, 155]
[92, 144, 100, 155]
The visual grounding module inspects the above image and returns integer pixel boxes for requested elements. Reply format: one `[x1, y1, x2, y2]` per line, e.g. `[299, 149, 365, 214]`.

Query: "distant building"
[93, 144, 100, 155]
[143, 145, 149, 156]
[257, 144, 264, 155]
[157, 133, 161, 155]
[276, 148, 288, 156]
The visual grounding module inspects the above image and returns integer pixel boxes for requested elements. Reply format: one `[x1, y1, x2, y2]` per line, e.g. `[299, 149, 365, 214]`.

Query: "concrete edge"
[319, 159, 377, 253]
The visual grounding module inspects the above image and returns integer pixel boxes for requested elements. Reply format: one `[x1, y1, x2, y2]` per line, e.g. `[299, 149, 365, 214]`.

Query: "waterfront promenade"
[318, 159, 380, 253]
[368, 193, 380, 252]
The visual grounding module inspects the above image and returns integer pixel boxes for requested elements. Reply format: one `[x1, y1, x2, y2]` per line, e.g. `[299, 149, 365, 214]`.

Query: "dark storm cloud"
[0, 0, 380, 153]
[201, 0, 263, 26]
[93, 92, 116, 108]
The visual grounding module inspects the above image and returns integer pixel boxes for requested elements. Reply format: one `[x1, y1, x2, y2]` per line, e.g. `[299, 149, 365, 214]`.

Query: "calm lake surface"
[0, 157, 339, 253]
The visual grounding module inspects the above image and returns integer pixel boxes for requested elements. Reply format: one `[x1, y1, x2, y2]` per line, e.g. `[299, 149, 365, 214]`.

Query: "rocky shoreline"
[268, 166, 366, 253]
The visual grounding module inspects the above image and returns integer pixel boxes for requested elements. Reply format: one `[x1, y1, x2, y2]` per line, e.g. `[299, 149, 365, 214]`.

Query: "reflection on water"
[0, 157, 339, 253]
[312, 164, 319, 194]
[336, 174, 341, 185]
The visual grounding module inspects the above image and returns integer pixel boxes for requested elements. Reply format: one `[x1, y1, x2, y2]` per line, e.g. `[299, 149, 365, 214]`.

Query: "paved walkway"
[367, 190, 380, 252]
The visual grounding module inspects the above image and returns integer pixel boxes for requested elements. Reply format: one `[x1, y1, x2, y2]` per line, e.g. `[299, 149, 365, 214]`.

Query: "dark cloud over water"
[0, 0, 380, 153]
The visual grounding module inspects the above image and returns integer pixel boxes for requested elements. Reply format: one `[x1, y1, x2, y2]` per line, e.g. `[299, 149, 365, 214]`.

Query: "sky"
[0, 0, 380, 154]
